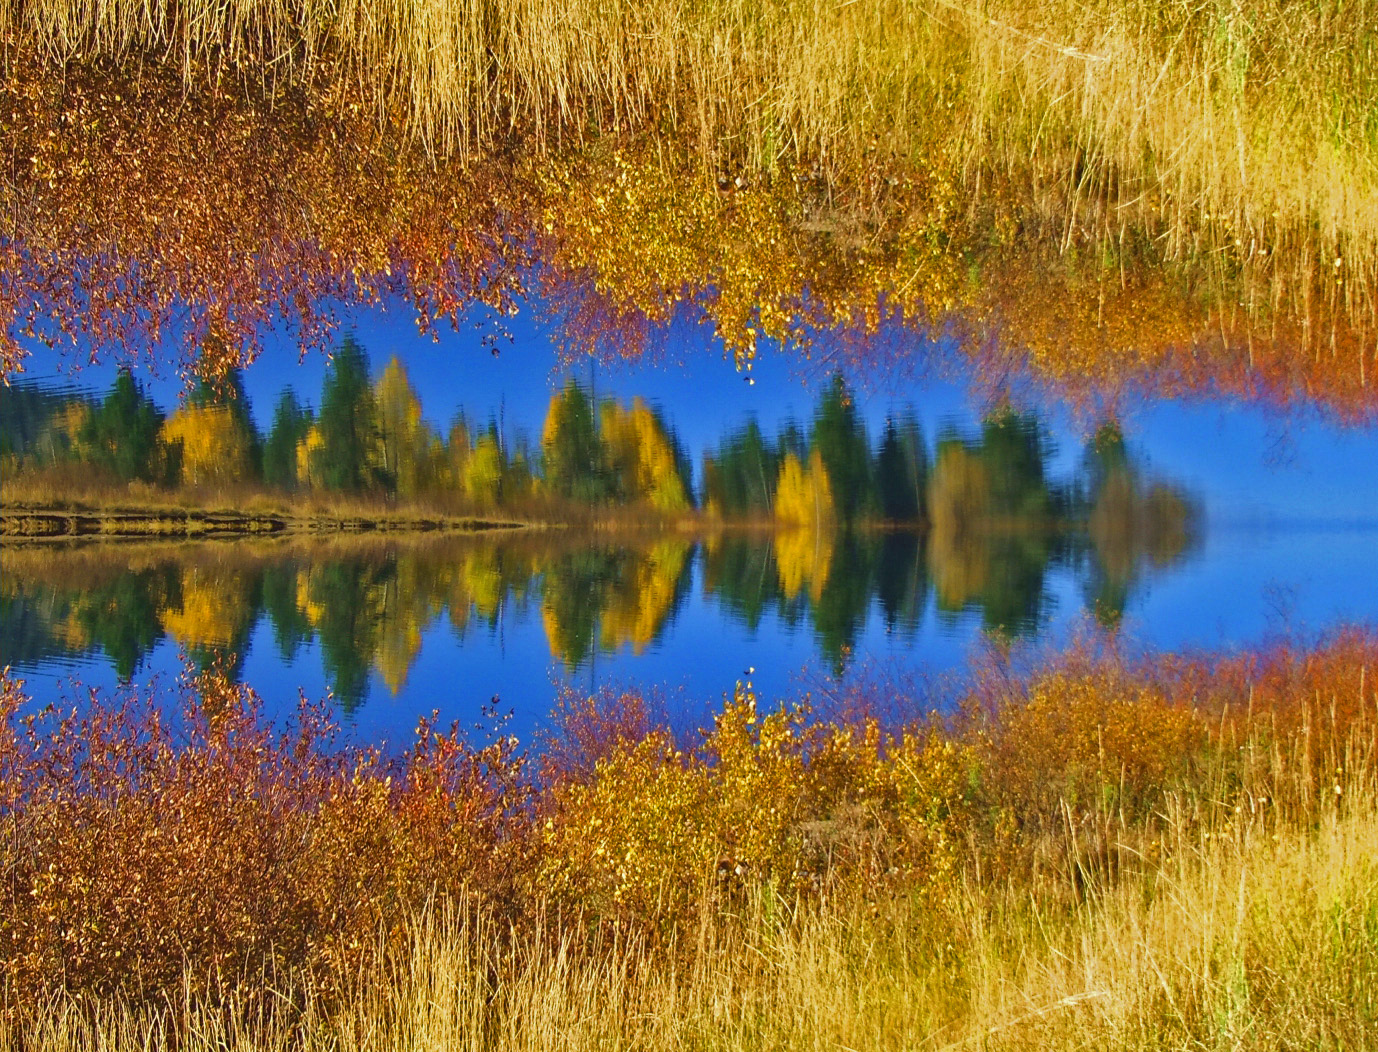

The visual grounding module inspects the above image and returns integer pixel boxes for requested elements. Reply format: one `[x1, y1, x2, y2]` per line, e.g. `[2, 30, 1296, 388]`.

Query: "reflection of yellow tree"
[599, 539, 691, 653]
[599, 398, 690, 512]
[162, 567, 255, 647]
[926, 444, 992, 609]
[462, 548, 505, 621]
[372, 557, 443, 695]
[775, 524, 835, 603]
[774, 450, 836, 602]
[161, 406, 253, 486]
[1090, 472, 1194, 578]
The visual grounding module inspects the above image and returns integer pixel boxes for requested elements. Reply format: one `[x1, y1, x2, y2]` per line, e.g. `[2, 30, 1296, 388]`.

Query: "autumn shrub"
[0, 670, 528, 1005]
[971, 670, 1208, 825]
[2, 629, 1375, 1013]
[535, 686, 979, 927]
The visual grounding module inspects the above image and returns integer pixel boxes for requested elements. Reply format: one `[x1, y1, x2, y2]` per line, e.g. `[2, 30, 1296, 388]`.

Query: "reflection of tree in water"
[811, 533, 879, 675]
[0, 426, 1199, 708]
[926, 413, 1063, 638]
[162, 565, 262, 682]
[1080, 424, 1200, 627]
[298, 560, 390, 712]
[540, 542, 693, 667]
[71, 568, 177, 680]
[703, 410, 1198, 648]
[875, 532, 927, 634]
[261, 562, 312, 661]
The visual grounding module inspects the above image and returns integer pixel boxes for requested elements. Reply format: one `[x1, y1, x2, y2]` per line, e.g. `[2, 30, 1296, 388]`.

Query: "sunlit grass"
[7, 0, 1378, 407]
[9, 0, 1378, 260]
[2, 633, 1376, 1046]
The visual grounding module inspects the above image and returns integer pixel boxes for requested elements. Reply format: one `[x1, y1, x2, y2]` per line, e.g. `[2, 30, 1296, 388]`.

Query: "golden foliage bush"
[2, 629, 1375, 1007]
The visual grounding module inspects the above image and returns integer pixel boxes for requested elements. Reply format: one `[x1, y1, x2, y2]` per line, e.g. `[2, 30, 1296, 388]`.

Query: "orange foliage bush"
[2, 629, 1374, 1005]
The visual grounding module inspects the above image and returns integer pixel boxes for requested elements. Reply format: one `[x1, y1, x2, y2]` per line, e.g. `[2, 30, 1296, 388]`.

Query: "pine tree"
[82, 369, 165, 482]
[263, 389, 313, 490]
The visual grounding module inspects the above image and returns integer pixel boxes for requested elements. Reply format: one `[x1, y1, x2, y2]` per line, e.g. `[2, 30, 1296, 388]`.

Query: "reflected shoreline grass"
[1, 631, 1376, 1047]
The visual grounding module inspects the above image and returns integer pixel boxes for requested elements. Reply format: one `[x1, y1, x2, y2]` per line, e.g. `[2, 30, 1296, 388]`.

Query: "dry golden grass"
[4, 759, 1374, 1050]
[2, 634, 1376, 1047]
[8, 0, 1376, 255]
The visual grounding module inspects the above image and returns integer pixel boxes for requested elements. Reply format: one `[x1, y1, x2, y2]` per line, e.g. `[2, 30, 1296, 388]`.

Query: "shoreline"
[0, 503, 533, 539]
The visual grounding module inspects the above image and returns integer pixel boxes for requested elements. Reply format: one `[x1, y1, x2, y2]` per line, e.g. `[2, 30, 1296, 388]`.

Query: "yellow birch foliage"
[56, 401, 93, 461]
[774, 450, 836, 601]
[161, 406, 252, 487]
[600, 398, 690, 512]
[373, 357, 436, 498]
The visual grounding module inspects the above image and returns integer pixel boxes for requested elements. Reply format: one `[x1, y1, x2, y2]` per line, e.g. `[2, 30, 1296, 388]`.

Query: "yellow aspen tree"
[161, 405, 252, 486]
[373, 356, 436, 499]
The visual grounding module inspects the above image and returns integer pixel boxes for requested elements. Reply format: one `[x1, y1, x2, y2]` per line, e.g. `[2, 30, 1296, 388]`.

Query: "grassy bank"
[2, 632, 1375, 1046]
[8, 810, 1376, 1050]
[0, 466, 709, 537]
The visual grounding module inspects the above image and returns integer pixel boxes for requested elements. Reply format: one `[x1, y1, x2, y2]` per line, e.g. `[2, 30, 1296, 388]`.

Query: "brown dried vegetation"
[2, 629, 1375, 1016]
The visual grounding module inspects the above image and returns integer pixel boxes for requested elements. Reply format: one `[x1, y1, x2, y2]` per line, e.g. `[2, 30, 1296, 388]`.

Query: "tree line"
[2, 343, 931, 523]
[1, 340, 1193, 544]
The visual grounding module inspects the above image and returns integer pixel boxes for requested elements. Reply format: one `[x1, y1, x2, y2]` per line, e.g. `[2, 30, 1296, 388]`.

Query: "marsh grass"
[2, 634, 1376, 1047]
[8, 0, 1378, 264]
[4, 751, 1375, 1049]
[7, 0, 1378, 408]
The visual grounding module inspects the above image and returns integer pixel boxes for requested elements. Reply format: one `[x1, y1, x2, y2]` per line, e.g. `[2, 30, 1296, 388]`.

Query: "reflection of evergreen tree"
[75, 568, 177, 680]
[977, 533, 1059, 638]
[0, 591, 75, 666]
[810, 532, 878, 674]
[541, 548, 623, 666]
[875, 532, 926, 634]
[262, 563, 313, 660]
[312, 560, 387, 711]
[701, 539, 782, 630]
[876, 416, 926, 522]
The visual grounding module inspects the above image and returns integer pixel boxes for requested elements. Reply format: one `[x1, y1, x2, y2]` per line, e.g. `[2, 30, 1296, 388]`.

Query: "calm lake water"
[4, 324, 1378, 746]
[4, 511, 1376, 745]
